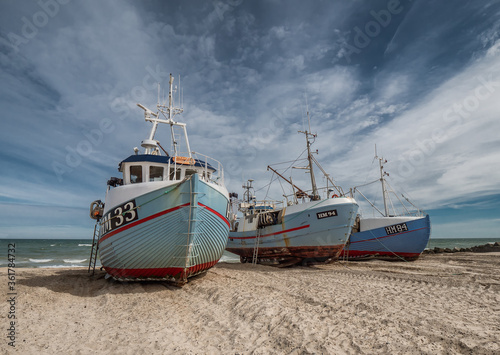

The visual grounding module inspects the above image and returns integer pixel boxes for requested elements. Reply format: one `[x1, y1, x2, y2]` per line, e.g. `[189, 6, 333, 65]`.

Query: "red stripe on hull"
[229, 224, 310, 240]
[103, 259, 219, 281]
[342, 250, 421, 259]
[99, 202, 191, 244]
[198, 202, 230, 228]
[348, 226, 428, 244]
[226, 244, 344, 259]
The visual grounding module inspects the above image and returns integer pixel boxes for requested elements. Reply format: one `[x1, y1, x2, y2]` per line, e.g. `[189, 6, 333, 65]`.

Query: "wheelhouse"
[118, 154, 217, 185]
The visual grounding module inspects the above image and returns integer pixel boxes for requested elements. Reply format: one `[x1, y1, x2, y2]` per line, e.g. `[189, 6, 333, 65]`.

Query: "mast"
[137, 73, 188, 157]
[166, 74, 185, 157]
[243, 179, 253, 203]
[298, 110, 319, 200]
[375, 146, 389, 217]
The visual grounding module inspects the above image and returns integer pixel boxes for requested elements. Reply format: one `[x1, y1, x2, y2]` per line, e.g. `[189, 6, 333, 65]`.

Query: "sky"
[0, 0, 499, 239]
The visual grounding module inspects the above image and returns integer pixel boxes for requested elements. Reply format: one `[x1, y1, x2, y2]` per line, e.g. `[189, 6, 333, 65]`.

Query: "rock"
[434, 247, 444, 253]
[444, 248, 453, 253]
[470, 243, 500, 253]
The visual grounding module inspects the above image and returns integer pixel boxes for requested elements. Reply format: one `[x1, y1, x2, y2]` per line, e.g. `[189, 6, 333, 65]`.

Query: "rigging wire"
[267, 158, 308, 167]
[263, 171, 275, 200]
[253, 147, 309, 194]
[277, 173, 286, 197]
[352, 178, 379, 190]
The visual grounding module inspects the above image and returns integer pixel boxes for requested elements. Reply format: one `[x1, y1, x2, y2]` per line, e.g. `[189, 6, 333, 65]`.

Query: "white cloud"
[335, 45, 500, 208]
[1, 0, 500, 239]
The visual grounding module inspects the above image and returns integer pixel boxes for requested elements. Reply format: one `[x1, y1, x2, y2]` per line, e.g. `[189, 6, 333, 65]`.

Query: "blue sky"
[0, 0, 499, 239]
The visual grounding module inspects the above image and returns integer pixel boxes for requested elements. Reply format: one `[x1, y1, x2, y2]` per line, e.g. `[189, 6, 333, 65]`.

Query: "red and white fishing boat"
[88, 74, 230, 284]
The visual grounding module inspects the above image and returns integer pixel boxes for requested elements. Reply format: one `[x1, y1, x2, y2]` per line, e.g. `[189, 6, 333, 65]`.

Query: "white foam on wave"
[78, 244, 92, 247]
[63, 259, 87, 263]
[29, 259, 53, 263]
[0, 260, 28, 266]
[44, 265, 85, 268]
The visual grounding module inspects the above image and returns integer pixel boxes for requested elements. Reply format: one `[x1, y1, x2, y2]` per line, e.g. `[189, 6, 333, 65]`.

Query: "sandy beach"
[2, 252, 499, 354]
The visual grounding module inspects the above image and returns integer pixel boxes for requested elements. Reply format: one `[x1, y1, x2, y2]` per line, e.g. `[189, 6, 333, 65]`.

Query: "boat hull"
[342, 215, 431, 261]
[226, 198, 359, 265]
[98, 174, 229, 283]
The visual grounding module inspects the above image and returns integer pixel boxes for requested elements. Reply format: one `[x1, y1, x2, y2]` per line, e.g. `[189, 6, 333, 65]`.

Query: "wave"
[63, 259, 87, 263]
[78, 244, 92, 247]
[44, 265, 87, 268]
[29, 259, 53, 263]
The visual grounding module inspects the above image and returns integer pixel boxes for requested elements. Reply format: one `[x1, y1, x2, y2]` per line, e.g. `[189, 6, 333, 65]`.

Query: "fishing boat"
[88, 74, 230, 284]
[226, 116, 359, 266]
[342, 152, 431, 261]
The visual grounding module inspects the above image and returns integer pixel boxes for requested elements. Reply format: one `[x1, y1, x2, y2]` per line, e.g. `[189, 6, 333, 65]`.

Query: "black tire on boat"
[240, 256, 248, 263]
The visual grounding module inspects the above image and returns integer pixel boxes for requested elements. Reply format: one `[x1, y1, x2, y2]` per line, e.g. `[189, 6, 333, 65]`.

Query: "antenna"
[301, 95, 306, 132]
[242, 179, 254, 203]
[305, 94, 312, 133]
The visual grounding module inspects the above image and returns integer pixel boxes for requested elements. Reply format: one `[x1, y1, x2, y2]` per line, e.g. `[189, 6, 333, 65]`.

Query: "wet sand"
[2, 252, 500, 354]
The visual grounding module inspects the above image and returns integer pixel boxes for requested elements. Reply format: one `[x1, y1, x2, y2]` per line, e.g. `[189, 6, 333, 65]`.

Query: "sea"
[0, 238, 240, 268]
[1, 238, 498, 269]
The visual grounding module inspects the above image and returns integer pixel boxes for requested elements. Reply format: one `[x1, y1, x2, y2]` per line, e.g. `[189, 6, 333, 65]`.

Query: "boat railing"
[390, 208, 426, 218]
[239, 199, 283, 214]
[191, 151, 224, 185]
[284, 186, 347, 203]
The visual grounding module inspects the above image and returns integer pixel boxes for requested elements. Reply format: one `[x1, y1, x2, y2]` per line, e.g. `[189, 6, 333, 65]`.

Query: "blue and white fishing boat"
[342, 152, 431, 261]
[226, 118, 359, 266]
[89, 74, 230, 284]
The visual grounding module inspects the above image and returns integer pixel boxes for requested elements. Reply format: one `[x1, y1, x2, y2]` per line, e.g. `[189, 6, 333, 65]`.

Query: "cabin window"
[130, 165, 143, 184]
[149, 166, 164, 182]
[185, 168, 198, 177]
[169, 167, 182, 180]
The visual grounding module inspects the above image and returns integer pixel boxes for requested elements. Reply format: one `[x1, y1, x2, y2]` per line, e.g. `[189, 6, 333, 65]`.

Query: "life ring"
[173, 156, 195, 165]
[331, 194, 339, 198]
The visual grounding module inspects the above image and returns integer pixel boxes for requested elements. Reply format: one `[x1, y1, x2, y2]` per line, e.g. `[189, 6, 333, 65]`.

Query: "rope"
[367, 229, 410, 262]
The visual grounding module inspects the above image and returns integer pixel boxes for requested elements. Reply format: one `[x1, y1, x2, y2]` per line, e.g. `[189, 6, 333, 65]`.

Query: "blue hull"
[226, 197, 359, 264]
[342, 215, 431, 260]
[98, 174, 229, 282]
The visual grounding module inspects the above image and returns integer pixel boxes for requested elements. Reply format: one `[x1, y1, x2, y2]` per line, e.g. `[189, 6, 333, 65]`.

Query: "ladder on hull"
[252, 229, 261, 265]
[88, 220, 100, 275]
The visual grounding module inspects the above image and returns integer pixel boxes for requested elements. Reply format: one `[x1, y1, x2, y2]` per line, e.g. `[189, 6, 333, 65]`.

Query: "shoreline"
[423, 241, 500, 254]
[3, 252, 500, 354]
